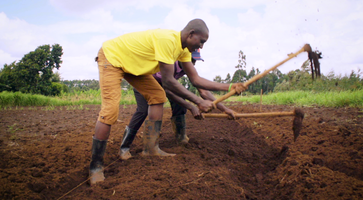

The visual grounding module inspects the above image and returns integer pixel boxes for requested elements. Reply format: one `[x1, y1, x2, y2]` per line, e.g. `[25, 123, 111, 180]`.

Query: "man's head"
[181, 19, 209, 53]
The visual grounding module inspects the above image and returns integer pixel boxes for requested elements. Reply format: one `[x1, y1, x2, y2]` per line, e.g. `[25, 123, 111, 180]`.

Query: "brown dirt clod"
[293, 108, 305, 142]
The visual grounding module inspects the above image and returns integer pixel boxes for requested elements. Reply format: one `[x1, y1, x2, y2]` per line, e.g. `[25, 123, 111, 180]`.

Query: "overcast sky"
[1, 0, 362, 81]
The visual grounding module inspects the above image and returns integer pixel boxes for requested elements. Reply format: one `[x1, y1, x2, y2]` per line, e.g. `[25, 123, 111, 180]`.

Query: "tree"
[0, 62, 17, 91]
[224, 73, 231, 83]
[212, 75, 224, 95]
[236, 50, 246, 71]
[213, 75, 223, 83]
[233, 50, 247, 83]
[230, 50, 285, 94]
[232, 69, 247, 83]
[0, 44, 65, 96]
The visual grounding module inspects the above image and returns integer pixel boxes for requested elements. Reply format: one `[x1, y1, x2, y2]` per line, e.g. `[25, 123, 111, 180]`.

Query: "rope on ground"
[57, 157, 122, 200]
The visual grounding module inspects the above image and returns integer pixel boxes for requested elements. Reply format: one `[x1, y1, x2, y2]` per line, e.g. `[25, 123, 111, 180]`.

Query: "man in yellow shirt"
[90, 18, 246, 185]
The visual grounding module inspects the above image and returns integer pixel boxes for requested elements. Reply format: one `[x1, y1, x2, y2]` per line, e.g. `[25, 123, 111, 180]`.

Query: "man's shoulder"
[149, 29, 178, 34]
[149, 29, 180, 39]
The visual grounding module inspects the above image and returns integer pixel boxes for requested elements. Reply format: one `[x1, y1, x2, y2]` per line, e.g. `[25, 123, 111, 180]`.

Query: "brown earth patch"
[0, 103, 362, 199]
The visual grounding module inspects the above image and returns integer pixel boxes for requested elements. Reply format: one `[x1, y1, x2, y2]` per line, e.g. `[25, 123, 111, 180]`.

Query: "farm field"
[0, 103, 362, 199]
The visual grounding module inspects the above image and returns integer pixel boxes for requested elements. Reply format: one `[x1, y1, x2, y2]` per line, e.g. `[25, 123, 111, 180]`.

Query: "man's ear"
[188, 30, 195, 38]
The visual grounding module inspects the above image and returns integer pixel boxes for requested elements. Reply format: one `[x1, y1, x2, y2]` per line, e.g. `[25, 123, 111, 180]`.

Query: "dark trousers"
[128, 88, 187, 131]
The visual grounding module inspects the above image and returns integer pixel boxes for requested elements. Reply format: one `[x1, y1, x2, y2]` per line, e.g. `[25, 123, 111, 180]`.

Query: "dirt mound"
[0, 103, 362, 199]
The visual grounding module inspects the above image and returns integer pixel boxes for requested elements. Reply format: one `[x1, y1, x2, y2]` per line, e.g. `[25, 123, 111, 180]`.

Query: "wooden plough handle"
[203, 111, 295, 118]
[212, 44, 312, 106]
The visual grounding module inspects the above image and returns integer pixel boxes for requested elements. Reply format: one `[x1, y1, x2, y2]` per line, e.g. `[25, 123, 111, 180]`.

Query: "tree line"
[181, 51, 286, 95]
[181, 50, 362, 95]
[61, 79, 131, 93]
[1, 44, 362, 97]
[0, 44, 132, 96]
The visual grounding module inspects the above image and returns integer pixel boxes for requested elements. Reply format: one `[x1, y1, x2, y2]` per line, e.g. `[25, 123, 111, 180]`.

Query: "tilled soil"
[0, 103, 362, 200]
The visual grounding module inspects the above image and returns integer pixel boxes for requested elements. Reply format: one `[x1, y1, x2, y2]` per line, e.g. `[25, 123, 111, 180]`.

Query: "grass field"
[229, 90, 363, 107]
[1, 89, 363, 109]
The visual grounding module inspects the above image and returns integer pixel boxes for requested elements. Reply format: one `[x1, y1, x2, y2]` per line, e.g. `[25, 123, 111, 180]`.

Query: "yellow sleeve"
[154, 38, 176, 64]
[178, 50, 192, 62]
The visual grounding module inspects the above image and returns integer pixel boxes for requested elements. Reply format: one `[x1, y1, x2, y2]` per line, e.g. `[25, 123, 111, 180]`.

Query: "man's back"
[102, 29, 191, 75]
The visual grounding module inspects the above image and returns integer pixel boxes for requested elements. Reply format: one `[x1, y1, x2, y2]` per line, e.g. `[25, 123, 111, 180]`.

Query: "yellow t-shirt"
[102, 29, 191, 76]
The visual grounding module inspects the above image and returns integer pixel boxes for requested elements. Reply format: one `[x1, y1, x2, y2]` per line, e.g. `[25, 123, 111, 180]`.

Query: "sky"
[0, 0, 362, 81]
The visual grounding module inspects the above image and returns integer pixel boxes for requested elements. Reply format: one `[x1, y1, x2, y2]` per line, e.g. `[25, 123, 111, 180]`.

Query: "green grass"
[227, 90, 363, 107]
[0, 90, 136, 109]
[1, 89, 363, 109]
[8, 123, 22, 140]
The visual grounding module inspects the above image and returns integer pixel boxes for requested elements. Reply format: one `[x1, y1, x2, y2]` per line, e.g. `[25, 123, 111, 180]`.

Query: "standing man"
[90, 19, 246, 185]
[119, 49, 238, 160]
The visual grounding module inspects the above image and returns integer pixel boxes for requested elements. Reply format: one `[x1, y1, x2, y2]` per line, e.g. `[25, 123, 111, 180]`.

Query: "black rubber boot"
[119, 126, 138, 160]
[171, 115, 189, 145]
[89, 137, 107, 186]
[142, 120, 176, 157]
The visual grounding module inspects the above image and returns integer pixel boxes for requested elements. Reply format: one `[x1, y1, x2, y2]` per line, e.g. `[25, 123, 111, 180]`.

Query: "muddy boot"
[119, 126, 138, 160]
[142, 120, 176, 157]
[89, 137, 107, 186]
[171, 115, 189, 145]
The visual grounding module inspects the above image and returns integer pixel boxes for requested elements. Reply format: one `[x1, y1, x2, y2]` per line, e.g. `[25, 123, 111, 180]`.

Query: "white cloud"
[1, 0, 362, 82]
[199, 0, 265, 9]
[49, 0, 118, 14]
[223, 0, 363, 79]
[0, 12, 41, 56]
[59, 55, 99, 80]
[49, 0, 190, 14]
[0, 49, 18, 66]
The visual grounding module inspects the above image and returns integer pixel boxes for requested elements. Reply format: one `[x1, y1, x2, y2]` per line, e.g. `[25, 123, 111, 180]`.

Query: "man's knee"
[98, 109, 119, 125]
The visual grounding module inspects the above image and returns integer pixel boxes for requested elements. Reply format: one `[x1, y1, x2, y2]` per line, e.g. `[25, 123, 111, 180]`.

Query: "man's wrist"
[194, 98, 204, 106]
[186, 103, 194, 111]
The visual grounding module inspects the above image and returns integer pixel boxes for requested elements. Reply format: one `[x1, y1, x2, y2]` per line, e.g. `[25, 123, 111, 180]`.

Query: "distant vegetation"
[0, 90, 135, 109]
[229, 90, 363, 108]
[1, 88, 363, 109]
[0, 44, 65, 96]
[1, 45, 363, 109]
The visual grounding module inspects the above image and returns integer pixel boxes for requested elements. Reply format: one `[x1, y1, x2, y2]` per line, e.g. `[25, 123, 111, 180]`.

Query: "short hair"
[183, 19, 209, 34]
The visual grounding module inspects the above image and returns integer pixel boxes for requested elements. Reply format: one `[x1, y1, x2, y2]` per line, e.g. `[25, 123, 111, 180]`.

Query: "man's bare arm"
[197, 88, 230, 112]
[159, 62, 214, 112]
[164, 89, 203, 119]
[181, 61, 229, 91]
[181, 61, 248, 94]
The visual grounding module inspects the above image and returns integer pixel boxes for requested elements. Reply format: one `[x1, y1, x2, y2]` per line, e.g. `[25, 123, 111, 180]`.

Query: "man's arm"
[197, 88, 236, 119]
[198, 88, 229, 111]
[180, 61, 247, 93]
[164, 89, 203, 119]
[181, 61, 228, 91]
[159, 62, 214, 113]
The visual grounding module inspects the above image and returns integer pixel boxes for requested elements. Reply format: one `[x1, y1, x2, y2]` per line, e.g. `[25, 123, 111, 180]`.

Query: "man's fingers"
[197, 114, 204, 120]
[233, 83, 248, 95]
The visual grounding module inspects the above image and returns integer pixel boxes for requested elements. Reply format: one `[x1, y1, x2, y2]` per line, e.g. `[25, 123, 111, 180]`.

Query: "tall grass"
[0, 90, 136, 109]
[1, 89, 363, 109]
[0, 91, 57, 107]
[229, 90, 363, 107]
